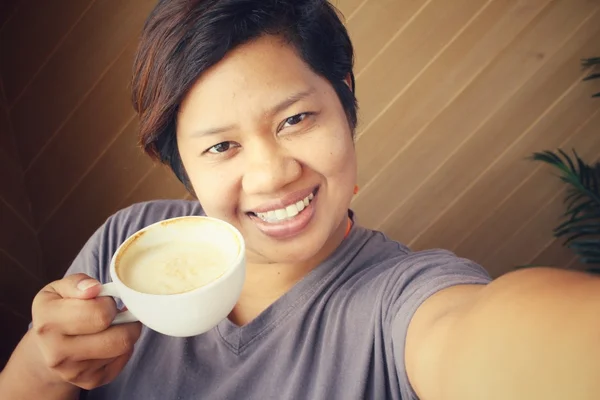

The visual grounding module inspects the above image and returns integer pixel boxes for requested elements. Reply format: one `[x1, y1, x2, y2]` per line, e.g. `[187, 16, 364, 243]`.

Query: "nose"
[242, 138, 302, 195]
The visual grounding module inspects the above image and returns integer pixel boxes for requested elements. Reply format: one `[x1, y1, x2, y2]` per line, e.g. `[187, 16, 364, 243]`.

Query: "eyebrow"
[190, 87, 317, 138]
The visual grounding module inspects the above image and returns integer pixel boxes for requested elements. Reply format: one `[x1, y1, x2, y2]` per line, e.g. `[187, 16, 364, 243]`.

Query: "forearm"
[0, 331, 80, 400]
[442, 267, 600, 400]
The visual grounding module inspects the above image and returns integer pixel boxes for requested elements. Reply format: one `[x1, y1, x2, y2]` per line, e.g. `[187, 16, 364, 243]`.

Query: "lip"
[248, 189, 319, 239]
[247, 185, 319, 214]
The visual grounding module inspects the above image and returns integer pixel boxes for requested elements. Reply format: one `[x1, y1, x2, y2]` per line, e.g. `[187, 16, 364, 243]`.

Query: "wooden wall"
[1, 0, 188, 284]
[0, 0, 44, 367]
[344, 0, 600, 277]
[0, 0, 187, 366]
[0, 0, 599, 366]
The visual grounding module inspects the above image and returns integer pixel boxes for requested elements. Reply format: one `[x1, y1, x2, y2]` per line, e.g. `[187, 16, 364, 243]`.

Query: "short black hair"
[132, 0, 357, 191]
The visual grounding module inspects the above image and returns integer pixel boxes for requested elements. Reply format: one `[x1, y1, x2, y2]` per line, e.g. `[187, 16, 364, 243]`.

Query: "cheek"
[186, 165, 241, 219]
[307, 129, 356, 181]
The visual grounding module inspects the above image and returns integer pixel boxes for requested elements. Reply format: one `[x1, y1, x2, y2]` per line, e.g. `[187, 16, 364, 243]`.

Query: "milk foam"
[118, 242, 232, 295]
[116, 218, 240, 295]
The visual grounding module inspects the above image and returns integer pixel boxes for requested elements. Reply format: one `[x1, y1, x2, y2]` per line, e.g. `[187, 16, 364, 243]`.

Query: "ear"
[344, 73, 354, 92]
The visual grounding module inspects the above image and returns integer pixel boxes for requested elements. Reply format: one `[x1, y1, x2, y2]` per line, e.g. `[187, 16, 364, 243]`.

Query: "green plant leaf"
[555, 224, 600, 239]
[564, 188, 580, 202]
[568, 245, 600, 257]
[586, 267, 600, 274]
[565, 192, 586, 210]
[557, 148, 577, 172]
[575, 152, 590, 187]
[531, 151, 563, 167]
[583, 73, 600, 81]
[554, 212, 600, 233]
[582, 57, 600, 67]
[532, 148, 600, 261]
[563, 199, 596, 220]
[563, 231, 600, 246]
[569, 238, 600, 247]
[580, 257, 600, 264]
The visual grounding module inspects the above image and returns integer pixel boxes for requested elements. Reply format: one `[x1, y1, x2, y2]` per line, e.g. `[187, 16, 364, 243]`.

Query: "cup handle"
[97, 282, 139, 325]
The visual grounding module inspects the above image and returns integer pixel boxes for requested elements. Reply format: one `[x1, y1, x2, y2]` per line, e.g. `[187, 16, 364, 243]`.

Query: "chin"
[251, 220, 341, 266]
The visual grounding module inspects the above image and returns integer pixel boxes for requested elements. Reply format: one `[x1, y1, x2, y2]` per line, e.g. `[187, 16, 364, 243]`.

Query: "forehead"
[178, 36, 326, 123]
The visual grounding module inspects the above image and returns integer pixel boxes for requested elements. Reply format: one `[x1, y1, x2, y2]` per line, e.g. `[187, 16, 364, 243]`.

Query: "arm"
[0, 275, 140, 400]
[0, 206, 147, 400]
[0, 331, 80, 400]
[406, 267, 600, 400]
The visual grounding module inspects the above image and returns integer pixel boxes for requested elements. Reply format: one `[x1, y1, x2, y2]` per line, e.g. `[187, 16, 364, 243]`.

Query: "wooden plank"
[0, 250, 42, 319]
[380, 16, 600, 248]
[447, 97, 600, 265]
[354, 0, 489, 126]
[411, 87, 600, 255]
[0, 198, 42, 279]
[481, 191, 567, 278]
[464, 115, 600, 276]
[354, 0, 551, 188]
[346, 0, 429, 73]
[332, 0, 367, 20]
[38, 119, 155, 280]
[0, 303, 29, 370]
[119, 164, 189, 209]
[24, 41, 138, 227]
[9, 0, 156, 168]
[0, 0, 17, 32]
[0, 145, 32, 224]
[0, 85, 19, 166]
[0, 0, 93, 105]
[351, 0, 598, 232]
[530, 237, 578, 269]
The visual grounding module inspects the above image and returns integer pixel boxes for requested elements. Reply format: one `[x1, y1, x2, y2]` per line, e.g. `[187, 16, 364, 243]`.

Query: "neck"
[229, 215, 349, 326]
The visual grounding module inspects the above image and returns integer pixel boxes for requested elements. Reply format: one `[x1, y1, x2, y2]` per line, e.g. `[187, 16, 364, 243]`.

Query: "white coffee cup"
[98, 216, 245, 337]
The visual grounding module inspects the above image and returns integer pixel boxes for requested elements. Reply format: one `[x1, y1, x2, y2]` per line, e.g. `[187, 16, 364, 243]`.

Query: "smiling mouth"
[248, 188, 318, 223]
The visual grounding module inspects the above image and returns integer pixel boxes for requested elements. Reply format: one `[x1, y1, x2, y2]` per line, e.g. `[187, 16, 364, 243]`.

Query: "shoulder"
[352, 225, 482, 275]
[348, 225, 490, 313]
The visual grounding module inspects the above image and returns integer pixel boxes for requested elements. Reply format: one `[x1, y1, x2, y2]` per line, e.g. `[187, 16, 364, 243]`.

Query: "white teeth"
[275, 209, 287, 220]
[285, 204, 298, 217]
[255, 192, 315, 223]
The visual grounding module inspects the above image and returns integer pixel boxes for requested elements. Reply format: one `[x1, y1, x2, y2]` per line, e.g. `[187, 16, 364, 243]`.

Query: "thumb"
[45, 273, 103, 300]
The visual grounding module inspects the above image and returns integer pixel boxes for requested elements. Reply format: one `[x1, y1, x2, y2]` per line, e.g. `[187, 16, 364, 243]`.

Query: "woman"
[1, 1, 599, 399]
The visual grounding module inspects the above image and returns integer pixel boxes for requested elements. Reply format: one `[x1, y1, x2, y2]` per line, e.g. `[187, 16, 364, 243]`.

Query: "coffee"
[117, 242, 233, 295]
[115, 218, 240, 295]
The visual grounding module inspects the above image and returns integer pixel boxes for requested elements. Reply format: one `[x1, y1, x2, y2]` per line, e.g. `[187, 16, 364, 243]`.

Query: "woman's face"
[177, 35, 357, 265]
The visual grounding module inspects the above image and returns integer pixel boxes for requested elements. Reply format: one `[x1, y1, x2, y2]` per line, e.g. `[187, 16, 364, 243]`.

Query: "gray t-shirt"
[65, 200, 491, 400]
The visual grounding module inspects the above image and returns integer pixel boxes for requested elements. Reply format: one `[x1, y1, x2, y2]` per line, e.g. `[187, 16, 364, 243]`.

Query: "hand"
[29, 273, 142, 390]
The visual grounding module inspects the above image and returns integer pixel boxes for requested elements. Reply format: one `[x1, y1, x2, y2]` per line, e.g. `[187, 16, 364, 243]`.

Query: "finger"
[51, 273, 103, 300]
[69, 350, 132, 391]
[68, 323, 142, 362]
[99, 350, 134, 386]
[32, 274, 99, 324]
[57, 358, 114, 384]
[33, 296, 118, 336]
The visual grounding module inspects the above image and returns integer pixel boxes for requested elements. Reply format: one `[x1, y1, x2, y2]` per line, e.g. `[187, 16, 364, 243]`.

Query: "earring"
[353, 184, 359, 195]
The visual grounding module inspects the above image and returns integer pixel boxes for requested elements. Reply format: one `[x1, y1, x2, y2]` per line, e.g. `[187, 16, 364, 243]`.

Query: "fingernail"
[77, 279, 99, 292]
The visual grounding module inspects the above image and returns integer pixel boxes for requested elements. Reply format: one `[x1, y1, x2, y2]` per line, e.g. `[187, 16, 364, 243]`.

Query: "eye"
[280, 113, 311, 130]
[205, 141, 238, 155]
